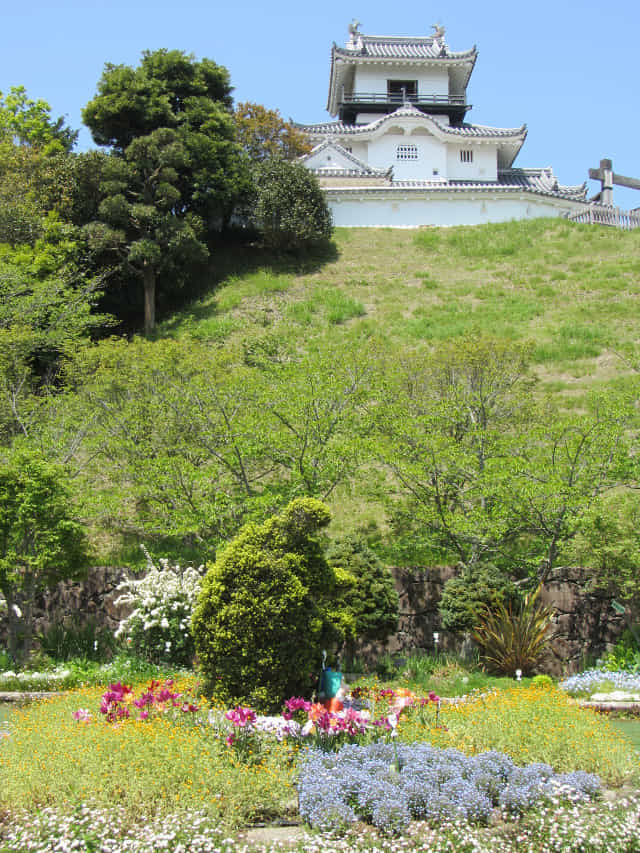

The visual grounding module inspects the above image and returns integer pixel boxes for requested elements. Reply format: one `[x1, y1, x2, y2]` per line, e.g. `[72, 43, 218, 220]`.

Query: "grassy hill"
[160, 218, 640, 404]
[80, 218, 640, 565]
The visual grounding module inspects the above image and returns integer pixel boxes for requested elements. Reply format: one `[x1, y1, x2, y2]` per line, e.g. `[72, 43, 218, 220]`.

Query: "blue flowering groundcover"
[560, 669, 640, 696]
[298, 742, 600, 835]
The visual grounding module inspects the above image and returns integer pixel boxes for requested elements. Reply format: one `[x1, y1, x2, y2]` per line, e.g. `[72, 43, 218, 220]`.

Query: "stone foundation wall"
[0, 568, 134, 648]
[369, 566, 631, 677]
[0, 565, 633, 677]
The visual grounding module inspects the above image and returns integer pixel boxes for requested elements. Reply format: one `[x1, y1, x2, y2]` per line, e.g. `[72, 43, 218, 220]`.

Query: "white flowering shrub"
[114, 546, 203, 667]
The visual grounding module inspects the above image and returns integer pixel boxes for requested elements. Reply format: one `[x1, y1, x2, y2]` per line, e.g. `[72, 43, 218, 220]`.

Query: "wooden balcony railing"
[341, 92, 467, 107]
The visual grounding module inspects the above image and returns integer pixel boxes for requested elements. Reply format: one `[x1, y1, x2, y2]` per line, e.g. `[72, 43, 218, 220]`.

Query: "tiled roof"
[334, 34, 476, 62]
[302, 140, 392, 177]
[297, 108, 526, 140]
[498, 168, 587, 200]
[320, 169, 587, 203]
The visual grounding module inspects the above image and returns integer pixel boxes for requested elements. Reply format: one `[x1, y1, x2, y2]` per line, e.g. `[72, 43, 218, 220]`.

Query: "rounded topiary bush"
[192, 498, 341, 711]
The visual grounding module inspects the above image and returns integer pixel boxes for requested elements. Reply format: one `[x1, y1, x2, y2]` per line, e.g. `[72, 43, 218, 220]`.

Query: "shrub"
[439, 564, 516, 634]
[326, 536, 399, 664]
[601, 628, 640, 672]
[252, 159, 332, 251]
[114, 547, 203, 668]
[531, 674, 554, 688]
[36, 618, 117, 662]
[192, 498, 342, 711]
[472, 584, 554, 675]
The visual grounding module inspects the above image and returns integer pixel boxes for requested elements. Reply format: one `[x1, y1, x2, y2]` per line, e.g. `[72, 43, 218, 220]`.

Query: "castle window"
[388, 80, 418, 102]
[460, 149, 473, 163]
[397, 144, 418, 161]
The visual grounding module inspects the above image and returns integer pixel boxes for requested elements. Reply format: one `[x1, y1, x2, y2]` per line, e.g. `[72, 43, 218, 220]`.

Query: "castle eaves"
[296, 118, 526, 140]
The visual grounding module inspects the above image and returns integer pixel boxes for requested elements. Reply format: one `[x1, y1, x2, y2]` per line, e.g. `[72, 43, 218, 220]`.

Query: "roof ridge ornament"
[347, 19, 364, 51]
[431, 22, 447, 56]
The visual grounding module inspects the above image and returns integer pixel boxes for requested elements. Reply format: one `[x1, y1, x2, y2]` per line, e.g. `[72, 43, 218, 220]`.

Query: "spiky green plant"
[472, 584, 554, 675]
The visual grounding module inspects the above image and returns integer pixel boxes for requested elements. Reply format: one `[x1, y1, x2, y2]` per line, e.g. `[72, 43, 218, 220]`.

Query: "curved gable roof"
[298, 106, 526, 143]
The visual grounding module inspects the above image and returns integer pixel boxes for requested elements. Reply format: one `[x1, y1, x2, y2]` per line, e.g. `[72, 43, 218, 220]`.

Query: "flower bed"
[560, 669, 640, 697]
[1, 677, 638, 851]
[298, 742, 601, 835]
[2, 795, 640, 852]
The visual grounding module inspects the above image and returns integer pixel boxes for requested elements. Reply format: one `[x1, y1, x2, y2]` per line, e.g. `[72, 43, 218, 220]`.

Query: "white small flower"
[12, 604, 22, 618]
[160, 617, 169, 629]
[165, 641, 172, 653]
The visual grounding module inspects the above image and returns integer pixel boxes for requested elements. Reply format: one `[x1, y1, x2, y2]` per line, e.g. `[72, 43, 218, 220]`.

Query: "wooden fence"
[566, 206, 640, 230]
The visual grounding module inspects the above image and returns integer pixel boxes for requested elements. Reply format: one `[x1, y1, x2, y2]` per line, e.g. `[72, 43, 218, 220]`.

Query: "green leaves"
[472, 584, 554, 675]
[252, 159, 332, 251]
[0, 443, 89, 662]
[376, 336, 633, 588]
[0, 86, 77, 152]
[82, 50, 248, 334]
[192, 498, 339, 709]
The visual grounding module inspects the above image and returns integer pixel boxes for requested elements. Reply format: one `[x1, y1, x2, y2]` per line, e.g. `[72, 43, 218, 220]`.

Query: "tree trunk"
[143, 266, 156, 337]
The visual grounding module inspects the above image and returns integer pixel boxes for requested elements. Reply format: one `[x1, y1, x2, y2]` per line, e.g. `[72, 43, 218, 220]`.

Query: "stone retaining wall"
[373, 566, 631, 677]
[0, 565, 633, 677]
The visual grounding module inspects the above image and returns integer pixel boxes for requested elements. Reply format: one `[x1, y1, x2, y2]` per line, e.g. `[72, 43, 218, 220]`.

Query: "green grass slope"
[160, 219, 640, 402]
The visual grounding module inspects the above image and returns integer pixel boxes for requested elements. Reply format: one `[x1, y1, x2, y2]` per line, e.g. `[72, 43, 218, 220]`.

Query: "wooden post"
[589, 158, 640, 206]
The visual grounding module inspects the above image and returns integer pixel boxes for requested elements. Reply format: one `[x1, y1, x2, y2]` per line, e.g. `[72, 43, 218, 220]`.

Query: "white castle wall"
[367, 131, 447, 180]
[445, 144, 498, 182]
[326, 192, 578, 228]
[353, 65, 449, 98]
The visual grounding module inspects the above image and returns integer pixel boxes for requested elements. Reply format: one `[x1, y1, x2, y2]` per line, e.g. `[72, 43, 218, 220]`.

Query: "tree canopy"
[0, 444, 89, 663]
[82, 50, 233, 151]
[0, 86, 77, 152]
[234, 101, 311, 162]
[82, 49, 251, 334]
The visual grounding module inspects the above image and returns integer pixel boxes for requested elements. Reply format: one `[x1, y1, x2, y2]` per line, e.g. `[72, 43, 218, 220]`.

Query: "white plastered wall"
[353, 65, 450, 97]
[446, 144, 498, 181]
[365, 127, 447, 180]
[327, 193, 578, 227]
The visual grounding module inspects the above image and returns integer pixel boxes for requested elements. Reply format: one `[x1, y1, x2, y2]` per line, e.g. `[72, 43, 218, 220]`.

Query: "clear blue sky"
[2, 0, 639, 208]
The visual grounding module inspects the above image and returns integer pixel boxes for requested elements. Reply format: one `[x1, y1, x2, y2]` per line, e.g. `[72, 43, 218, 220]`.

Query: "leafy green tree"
[515, 399, 633, 584]
[376, 336, 634, 626]
[82, 49, 250, 332]
[0, 218, 109, 444]
[0, 85, 77, 243]
[252, 159, 332, 251]
[377, 336, 534, 573]
[0, 444, 90, 663]
[64, 338, 265, 551]
[558, 490, 640, 603]
[438, 563, 516, 633]
[0, 86, 77, 151]
[192, 498, 340, 710]
[0, 141, 80, 245]
[234, 102, 311, 162]
[65, 337, 373, 553]
[91, 128, 208, 336]
[253, 343, 371, 499]
[82, 50, 233, 151]
[326, 536, 399, 662]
